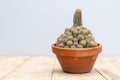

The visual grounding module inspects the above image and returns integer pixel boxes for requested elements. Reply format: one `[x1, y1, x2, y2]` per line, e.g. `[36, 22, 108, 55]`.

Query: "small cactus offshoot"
[56, 9, 98, 48]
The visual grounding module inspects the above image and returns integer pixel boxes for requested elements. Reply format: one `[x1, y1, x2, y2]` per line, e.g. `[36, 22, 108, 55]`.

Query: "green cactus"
[55, 8, 98, 48]
[73, 38, 78, 42]
[87, 29, 91, 34]
[80, 40, 86, 47]
[73, 9, 82, 27]
[73, 42, 78, 46]
[58, 43, 65, 48]
[67, 36, 73, 40]
[57, 37, 63, 43]
[62, 38, 68, 44]
[70, 45, 76, 48]
[61, 34, 67, 38]
[65, 31, 72, 36]
[66, 40, 73, 46]
[77, 45, 83, 48]
[64, 46, 69, 48]
[78, 35, 84, 40]
[75, 26, 81, 30]
[86, 41, 97, 48]
[83, 30, 88, 35]
[72, 29, 79, 35]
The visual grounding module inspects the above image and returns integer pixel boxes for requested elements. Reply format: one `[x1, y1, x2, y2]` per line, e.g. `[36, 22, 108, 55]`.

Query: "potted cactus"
[51, 9, 102, 74]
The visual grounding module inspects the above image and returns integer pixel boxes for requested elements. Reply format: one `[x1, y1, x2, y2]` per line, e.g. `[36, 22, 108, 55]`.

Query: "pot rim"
[52, 42, 102, 57]
[52, 43, 102, 51]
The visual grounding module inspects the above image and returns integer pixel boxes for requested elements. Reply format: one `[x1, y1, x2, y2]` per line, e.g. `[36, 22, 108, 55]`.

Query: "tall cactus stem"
[73, 8, 82, 27]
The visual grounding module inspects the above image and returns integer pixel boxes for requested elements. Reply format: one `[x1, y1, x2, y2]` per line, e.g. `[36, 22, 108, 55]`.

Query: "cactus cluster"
[56, 9, 98, 48]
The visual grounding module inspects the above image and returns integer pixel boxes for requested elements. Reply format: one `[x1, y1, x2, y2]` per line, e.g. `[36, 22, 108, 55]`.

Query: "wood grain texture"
[0, 56, 119, 80]
[1, 57, 55, 80]
[95, 57, 120, 80]
[0, 56, 30, 79]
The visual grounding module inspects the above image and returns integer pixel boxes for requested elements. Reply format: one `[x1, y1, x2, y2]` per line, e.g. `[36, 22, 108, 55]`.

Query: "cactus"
[73, 38, 78, 42]
[67, 36, 73, 40]
[78, 35, 84, 40]
[70, 45, 76, 48]
[66, 40, 73, 46]
[56, 8, 98, 48]
[77, 45, 83, 48]
[80, 40, 86, 47]
[73, 9, 82, 27]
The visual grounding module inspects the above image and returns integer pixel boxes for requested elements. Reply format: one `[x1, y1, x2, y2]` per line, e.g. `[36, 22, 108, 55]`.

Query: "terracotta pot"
[52, 43, 102, 74]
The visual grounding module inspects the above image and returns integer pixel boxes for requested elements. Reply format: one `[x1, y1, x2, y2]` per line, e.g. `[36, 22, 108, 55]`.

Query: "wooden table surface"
[0, 56, 120, 80]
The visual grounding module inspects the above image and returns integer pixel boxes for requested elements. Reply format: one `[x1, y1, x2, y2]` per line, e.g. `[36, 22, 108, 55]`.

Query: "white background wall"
[0, 0, 120, 56]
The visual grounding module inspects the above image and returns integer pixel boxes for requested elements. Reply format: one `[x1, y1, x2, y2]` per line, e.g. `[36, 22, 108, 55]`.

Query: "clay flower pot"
[52, 43, 102, 74]
[51, 9, 102, 74]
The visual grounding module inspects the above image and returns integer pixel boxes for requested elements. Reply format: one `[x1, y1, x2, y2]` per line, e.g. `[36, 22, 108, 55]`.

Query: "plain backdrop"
[0, 0, 120, 56]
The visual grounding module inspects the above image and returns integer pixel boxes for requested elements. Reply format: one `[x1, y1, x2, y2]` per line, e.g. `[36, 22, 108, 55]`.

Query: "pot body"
[52, 43, 102, 74]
